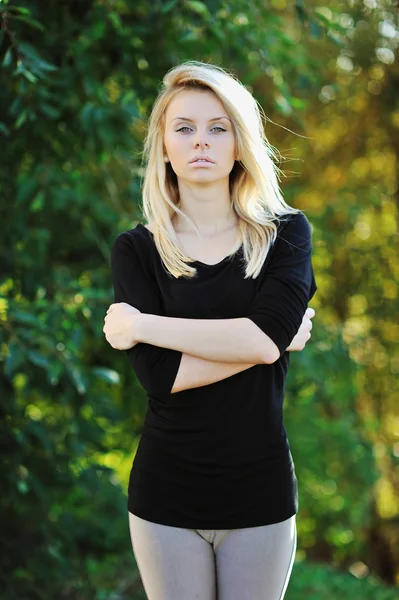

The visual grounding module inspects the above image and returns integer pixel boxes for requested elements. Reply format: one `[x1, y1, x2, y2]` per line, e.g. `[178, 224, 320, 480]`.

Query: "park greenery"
[1, 0, 398, 598]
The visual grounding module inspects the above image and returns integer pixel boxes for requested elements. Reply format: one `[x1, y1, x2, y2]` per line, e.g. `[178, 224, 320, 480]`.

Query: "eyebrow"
[171, 116, 231, 122]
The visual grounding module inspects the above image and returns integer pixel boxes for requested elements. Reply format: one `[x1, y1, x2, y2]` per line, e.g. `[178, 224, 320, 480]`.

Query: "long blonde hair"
[139, 60, 300, 279]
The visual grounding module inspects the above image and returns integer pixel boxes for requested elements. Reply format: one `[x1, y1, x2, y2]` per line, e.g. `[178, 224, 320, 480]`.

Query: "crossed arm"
[107, 214, 317, 396]
[135, 313, 279, 394]
[138, 313, 311, 394]
[105, 308, 313, 395]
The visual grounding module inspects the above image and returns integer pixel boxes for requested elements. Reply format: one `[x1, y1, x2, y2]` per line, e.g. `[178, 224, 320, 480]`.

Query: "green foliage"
[285, 326, 379, 563]
[286, 561, 399, 600]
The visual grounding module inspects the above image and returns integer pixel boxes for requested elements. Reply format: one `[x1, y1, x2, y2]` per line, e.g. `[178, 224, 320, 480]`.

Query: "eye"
[175, 126, 227, 133]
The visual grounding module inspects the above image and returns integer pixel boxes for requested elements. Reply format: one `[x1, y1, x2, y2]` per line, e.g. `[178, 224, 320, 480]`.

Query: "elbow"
[262, 340, 281, 364]
[245, 318, 281, 364]
[170, 372, 182, 394]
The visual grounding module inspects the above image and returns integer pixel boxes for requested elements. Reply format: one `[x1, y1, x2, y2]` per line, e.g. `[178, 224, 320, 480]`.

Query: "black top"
[110, 211, 317, 529]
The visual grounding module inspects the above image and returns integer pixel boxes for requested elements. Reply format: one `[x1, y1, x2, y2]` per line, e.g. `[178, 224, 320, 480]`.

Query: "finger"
[306, 307, 315, 318]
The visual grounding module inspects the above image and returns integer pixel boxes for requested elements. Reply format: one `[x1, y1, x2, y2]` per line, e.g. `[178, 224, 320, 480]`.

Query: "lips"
[189, 156, 215, 164]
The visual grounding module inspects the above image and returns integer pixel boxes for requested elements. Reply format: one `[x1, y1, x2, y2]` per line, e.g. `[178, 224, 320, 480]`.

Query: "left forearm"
[137, 314, 278, 364]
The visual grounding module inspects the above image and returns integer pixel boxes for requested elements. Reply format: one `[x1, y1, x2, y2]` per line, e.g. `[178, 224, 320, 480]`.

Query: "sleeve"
[246, 212, 318, 357]
[110, 231, 183, 398]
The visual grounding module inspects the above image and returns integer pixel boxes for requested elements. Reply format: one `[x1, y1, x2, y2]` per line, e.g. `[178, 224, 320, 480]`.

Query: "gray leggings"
[128, 512, 297, 600]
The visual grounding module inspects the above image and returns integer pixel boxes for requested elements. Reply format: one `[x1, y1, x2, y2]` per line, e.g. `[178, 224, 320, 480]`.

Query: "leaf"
[185, 1, 211, 18]
[30, 192, 44, 212]
[4, 341, 26, 378]
[15, 110, 28, 128]
[27, 350, 50, 370]
[22, 69, 38, 83]
[32, 59, 58, 73]
[40, 103, 60, 119]
[2, 47, 12, 67]
[17, 481, 29, 494]
[327, 31, 345, 46]
[310, 20, 324, 39]
[18, 42, 57, 75]
[47, 361, 63, 387]
[92, 367, 120, 385]
[9, 96, 23, 116]
[11, 310, 42, 327]
[161, 0, 178, 13]
[274, 94, 293, 116]
[0, 122, 10, 136]
[8, 6, 30, 15]
[80, 103, 95, 130]
[67, 365, 87, 395]
[16, 178, 38, 204]
[11, 15, 45, 31]
[180, 28, 200, 41]
[108, 12, 122, 30]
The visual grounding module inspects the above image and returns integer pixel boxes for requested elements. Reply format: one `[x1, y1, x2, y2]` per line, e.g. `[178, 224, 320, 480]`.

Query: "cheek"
[218, 138, 236, 161]
[217, 133, 235, 150]
[165, 136, 187, 159]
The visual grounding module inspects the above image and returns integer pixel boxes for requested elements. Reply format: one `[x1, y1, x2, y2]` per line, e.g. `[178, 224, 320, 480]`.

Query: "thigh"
[128, 512, 217, 600]
[215, 515, 297, 600]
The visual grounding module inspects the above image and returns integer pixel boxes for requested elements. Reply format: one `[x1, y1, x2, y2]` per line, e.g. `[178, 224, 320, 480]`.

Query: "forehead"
[165, 89, 228, 121]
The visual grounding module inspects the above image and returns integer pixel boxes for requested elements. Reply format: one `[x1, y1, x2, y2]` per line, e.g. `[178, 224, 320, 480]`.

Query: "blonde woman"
[104, 60, 317, 600]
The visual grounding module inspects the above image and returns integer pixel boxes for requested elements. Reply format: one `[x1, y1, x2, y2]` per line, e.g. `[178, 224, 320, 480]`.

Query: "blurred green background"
[1, 0, 398, 598]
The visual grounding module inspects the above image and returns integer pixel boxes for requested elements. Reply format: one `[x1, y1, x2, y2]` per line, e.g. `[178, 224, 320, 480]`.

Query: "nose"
[194, 140, 209, 150]
[193, 130, 209, 149]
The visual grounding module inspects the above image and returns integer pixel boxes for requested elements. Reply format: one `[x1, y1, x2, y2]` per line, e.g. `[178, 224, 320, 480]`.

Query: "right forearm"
[170, 353, 258, 394]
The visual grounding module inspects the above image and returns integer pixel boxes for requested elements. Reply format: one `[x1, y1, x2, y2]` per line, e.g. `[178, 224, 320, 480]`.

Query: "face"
[163, 89, 237, 184]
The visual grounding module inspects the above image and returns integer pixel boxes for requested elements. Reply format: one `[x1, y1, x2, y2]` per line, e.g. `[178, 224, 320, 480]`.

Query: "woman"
[103, 60, 317, 600]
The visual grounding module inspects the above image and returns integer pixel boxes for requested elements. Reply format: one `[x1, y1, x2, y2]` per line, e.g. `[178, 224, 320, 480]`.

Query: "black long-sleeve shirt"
[110, 211, 317, 529]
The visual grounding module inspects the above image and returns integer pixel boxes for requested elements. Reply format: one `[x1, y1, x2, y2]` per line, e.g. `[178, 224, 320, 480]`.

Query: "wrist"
[134, 312, 143, 344]
[135, 312, 149, 344]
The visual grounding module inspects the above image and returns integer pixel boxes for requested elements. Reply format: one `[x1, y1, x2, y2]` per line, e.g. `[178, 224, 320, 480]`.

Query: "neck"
[173, 177, 238, 236]
[172, 211, 238, 236]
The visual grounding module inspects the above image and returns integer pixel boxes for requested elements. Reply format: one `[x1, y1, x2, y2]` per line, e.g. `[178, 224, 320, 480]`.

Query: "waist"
[136, 431, 292, 475]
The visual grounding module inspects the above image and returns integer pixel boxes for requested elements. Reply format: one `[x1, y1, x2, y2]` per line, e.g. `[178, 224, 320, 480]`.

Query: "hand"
[286, 307, 315, 352]
[103, 302, 142, 350]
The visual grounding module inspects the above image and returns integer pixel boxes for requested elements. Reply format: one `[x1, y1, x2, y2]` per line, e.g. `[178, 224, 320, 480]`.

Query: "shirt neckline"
[137, 223, 242, 268]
